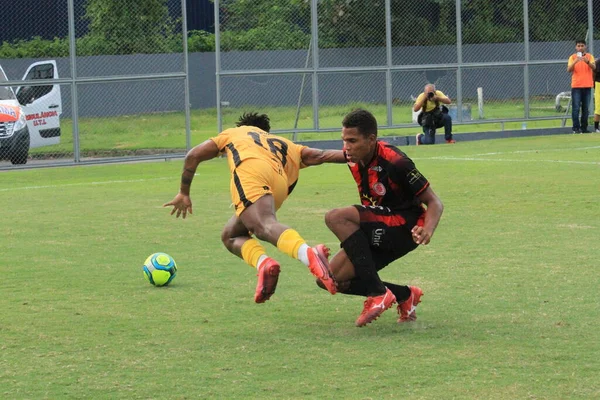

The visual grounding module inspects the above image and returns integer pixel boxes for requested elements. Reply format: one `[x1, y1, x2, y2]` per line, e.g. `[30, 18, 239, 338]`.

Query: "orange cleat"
[307, 245, 337, 295]
[397, 286, 423, 322]
[355, 288, 396, 327]
[446, 139, 456, 144]
[254, 258, 280, 303]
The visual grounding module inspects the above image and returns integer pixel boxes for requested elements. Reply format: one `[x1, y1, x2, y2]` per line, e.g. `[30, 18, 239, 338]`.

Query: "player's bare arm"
[300, 147, 346, 166]
[163, 140, 220, 219]
[411, 187, 444, 245]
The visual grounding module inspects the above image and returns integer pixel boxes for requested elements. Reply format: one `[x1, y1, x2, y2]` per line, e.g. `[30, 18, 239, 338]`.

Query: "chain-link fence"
[0, 0, 189, 170]
[1, 0, 598, 169]
[215, 0, 598, 139]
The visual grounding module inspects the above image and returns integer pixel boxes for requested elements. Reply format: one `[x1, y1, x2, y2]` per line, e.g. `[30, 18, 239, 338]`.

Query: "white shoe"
[595, 129, 600, 133]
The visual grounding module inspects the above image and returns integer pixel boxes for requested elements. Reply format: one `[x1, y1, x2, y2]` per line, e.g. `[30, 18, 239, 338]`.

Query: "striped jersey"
[346, 141, 429, 212]
[210, 126, 307, 193]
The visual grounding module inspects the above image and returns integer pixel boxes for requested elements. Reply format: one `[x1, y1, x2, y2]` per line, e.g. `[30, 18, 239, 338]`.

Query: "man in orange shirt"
[567, 40, 596, 133]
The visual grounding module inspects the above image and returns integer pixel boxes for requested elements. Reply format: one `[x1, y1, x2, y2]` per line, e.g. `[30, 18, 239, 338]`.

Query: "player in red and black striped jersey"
[317, 109, 444, 327]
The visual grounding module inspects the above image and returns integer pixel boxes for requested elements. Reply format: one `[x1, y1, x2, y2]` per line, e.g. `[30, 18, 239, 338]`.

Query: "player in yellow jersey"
[164, 112, 346, 303]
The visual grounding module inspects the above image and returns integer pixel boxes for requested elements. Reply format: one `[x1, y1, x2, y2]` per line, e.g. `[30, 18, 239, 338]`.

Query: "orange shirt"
[568, 53, 595, 88]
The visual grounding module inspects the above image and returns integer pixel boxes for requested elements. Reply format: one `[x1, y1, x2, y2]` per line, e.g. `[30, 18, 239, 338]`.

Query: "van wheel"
[10, 138, 29, 165]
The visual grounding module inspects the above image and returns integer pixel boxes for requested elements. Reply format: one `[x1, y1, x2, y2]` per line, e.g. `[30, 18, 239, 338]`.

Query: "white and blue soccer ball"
[143, 252, 177, 286]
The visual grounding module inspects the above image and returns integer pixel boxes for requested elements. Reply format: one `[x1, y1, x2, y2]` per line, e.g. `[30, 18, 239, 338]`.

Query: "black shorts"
[354, 204, 424, 271]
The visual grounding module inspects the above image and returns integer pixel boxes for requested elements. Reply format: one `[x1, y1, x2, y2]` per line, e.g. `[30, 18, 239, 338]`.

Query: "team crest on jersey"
[372, 182, 386, 196]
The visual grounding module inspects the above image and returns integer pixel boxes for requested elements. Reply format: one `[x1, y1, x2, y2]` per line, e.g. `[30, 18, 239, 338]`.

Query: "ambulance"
[0, 60, 62, 164]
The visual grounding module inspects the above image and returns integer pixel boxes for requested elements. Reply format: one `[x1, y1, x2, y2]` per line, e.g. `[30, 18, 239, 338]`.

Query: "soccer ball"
[143, 252, 177, 286]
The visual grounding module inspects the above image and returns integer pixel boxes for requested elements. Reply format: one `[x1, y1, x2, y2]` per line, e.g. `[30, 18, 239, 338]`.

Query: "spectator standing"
[567, 40, 595, 133]
[594, 61, 600, 132]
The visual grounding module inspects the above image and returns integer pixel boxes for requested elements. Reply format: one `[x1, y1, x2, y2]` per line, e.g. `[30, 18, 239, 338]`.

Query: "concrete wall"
[0, 40, 587, 118]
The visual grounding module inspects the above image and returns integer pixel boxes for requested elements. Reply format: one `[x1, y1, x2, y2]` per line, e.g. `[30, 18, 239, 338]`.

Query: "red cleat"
[397, 286, 423, 322]
[355, 288, 396, 327]
[446, 139, 456, 144]
[254, 258, 280, 303]
[307, 245, 337, 295]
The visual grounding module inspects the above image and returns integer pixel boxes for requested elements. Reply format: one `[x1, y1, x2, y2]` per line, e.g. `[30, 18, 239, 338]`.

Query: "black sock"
[383, 282, 411, 303]
[337, 280, 411, 302]
[338, 278, 370, 296]
[595, 121, 599, 130]
[341, 230, 386, 296]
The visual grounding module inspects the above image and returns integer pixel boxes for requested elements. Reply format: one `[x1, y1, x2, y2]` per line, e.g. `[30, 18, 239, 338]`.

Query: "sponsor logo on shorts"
[372, 228, 385, 246]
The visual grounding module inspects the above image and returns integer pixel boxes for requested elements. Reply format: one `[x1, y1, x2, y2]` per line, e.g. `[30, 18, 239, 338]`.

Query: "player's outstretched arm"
[300, 147, 346, 166]
[411, 187, 444, 245]
[163, 140, 220, 218]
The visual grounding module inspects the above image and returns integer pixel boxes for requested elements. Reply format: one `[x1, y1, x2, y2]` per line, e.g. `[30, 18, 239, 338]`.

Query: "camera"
[427, 91, 435, 99]
[577, 51, 583, 57]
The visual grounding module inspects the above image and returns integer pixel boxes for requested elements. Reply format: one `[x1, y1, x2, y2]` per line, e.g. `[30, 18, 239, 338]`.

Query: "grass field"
[28, 100, 571, 158]
[2, 134, 599, 399]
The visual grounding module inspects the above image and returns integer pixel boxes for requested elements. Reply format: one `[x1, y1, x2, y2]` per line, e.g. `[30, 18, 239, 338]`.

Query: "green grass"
[31, 99, 571, 157]
[2, 134, 599, 399]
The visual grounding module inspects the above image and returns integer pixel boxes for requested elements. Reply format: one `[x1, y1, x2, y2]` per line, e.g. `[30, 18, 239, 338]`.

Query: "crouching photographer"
[413, 84, 455, 145]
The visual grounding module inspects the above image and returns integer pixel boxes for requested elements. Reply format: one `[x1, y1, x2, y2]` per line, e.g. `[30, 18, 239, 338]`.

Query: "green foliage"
[462, 0, 524, 43]
[218, 0, 310, 50]
[82, 0, 181, 55]
[187, 30, 216, 52]
[0, 0, 595, 57]
[220, 22, 310, 51]
[0, 36, 69, 58]
[529, 0, 588, 42]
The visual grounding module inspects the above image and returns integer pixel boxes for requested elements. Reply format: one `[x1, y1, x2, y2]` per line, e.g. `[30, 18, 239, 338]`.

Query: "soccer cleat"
[572, 129, 581, 134]
[355, 288, 396, 327]
[595, 129, 600, 133]
[254, 258, 280, 303]
[397, 286, 423, 322]
[446, 139, 456, 144]
[307, 245, 337, 295]
[415, 133, 422, 146]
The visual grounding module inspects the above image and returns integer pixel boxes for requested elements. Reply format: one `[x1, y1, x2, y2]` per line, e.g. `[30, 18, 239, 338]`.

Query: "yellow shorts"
[595, 83, 600, 115]
[230, 158, 289, 216]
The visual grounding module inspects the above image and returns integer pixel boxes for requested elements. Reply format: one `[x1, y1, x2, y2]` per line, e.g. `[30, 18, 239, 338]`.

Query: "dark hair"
[576, 39, 586, 45]
[237, 112, 270, 132]
[342, 109, 378, 138]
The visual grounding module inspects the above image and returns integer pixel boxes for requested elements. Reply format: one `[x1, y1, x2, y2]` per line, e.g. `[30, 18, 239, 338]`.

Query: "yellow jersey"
[210, 126, 307, 192]
[414, 90, 448, 112]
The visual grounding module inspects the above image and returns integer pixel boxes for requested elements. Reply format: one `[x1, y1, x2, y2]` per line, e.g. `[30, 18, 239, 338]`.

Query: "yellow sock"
[240, 238, 267, 269]
[277, 229, 306, 259]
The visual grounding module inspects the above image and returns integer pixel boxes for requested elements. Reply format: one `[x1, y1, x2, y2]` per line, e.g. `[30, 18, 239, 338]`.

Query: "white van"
[0, 60, 62, 164]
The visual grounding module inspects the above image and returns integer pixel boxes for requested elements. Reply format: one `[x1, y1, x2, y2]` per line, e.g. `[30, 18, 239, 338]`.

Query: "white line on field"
[467, 145, 600, 157]
[0, 177, 173, 192]
[419, 156, 600, 165]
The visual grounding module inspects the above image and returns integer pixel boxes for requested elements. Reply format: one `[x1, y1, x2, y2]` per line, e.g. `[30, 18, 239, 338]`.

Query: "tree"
[218, 0, 310, 50]
[82, 0, 180, 55]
